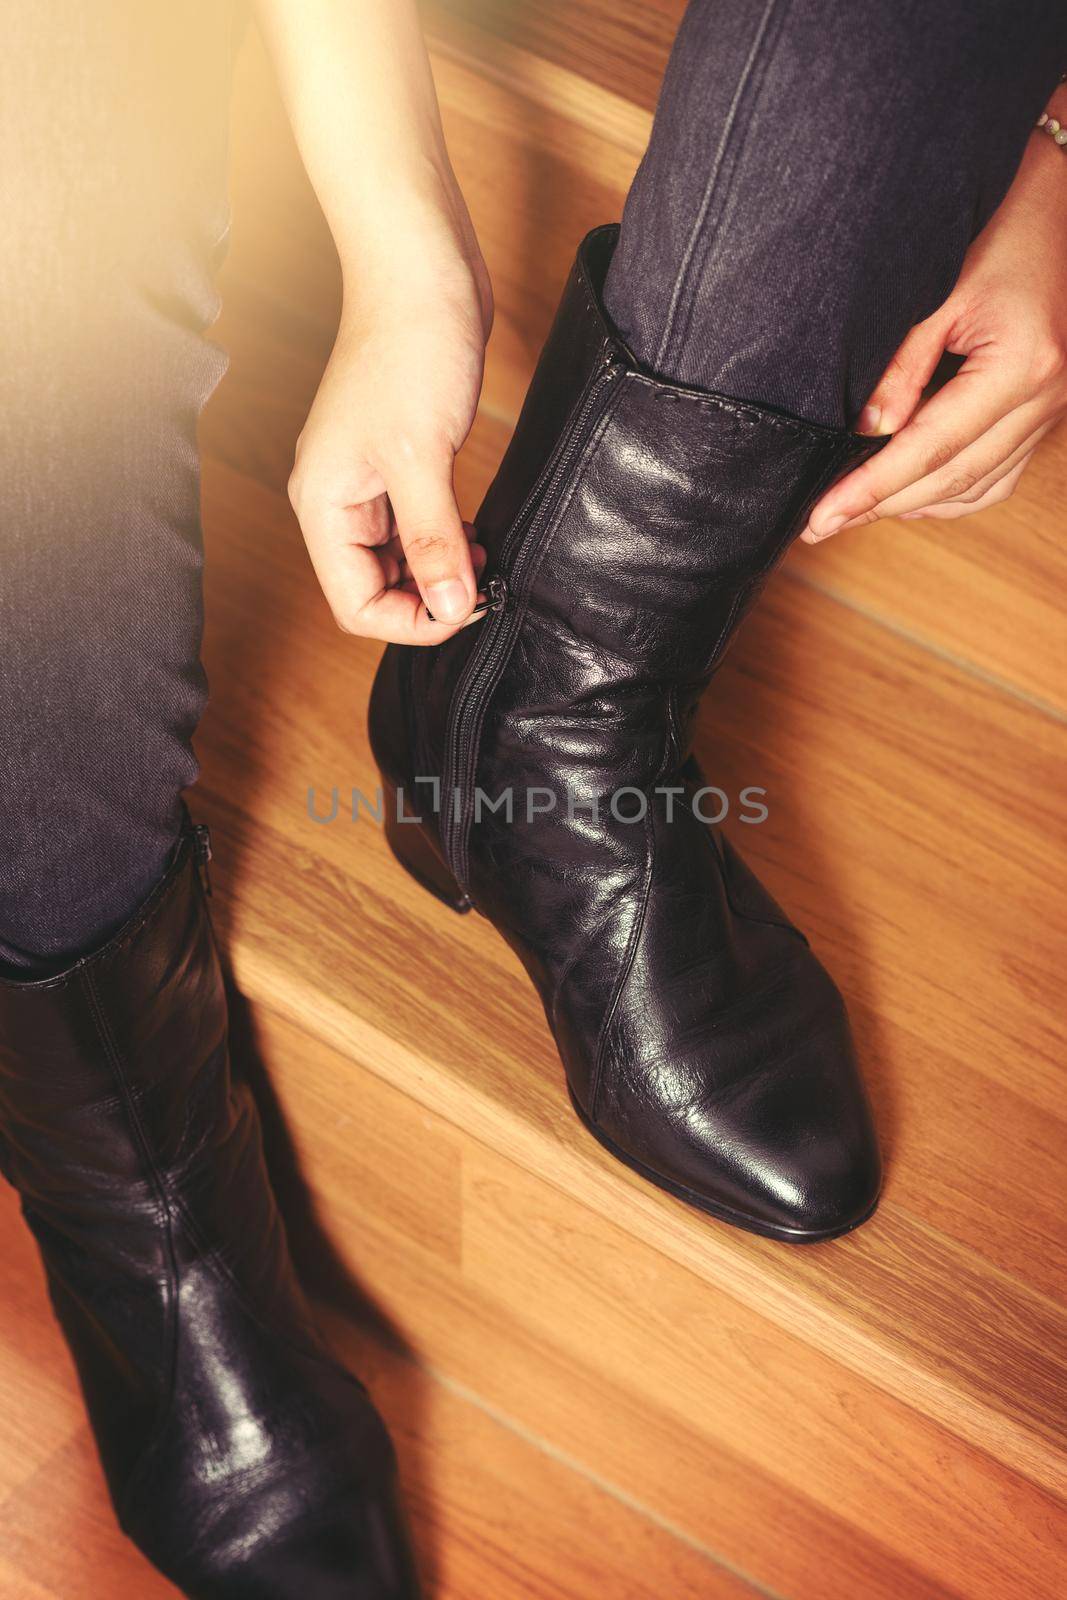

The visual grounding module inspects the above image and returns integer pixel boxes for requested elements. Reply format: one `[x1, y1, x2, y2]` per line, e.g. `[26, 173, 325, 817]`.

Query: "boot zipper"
[442, 359, 624, 890]
[192, 823, 213, 896]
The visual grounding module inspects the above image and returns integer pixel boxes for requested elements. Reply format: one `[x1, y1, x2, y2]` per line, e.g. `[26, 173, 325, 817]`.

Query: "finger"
[397, 540, 487, 586]
[299, 496, 393, 619]
[396, 524, 486, 583]
[801, 415, 1032, 541]
[902, 418, 1047, 515]
[806, 363, 1034, 538]
[824, 419, 1048, 535]
[349, 527, 486, 643]
[857, 309, 952, 436]
[347, 577, 490, 644]
[377, 532, 404, 589]
[384, 440, 477, 624]
[852, 402, 1046, 523]
[298, 498, 470, 645]
[899, 451, 1033, 520]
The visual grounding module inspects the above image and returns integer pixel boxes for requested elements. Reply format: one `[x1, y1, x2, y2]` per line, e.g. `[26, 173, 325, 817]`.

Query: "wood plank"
[361, 1342, 758, 1600]
[240, 1004, 1067, 1600]
[0, 1427, 179, 1600]
[0, 1225, 83, 1503]
[423, 0, 682, 114]
[0, 1563, 60, 1600]
[782, 439, 1067, 714]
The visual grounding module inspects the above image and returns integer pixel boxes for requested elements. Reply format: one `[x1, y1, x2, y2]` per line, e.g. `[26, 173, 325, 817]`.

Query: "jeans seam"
[654, 0, 789, 375]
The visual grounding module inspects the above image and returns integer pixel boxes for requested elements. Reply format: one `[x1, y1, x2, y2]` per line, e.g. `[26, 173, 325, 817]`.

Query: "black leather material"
[371, 225, 883, 1242]
[0, 831, 420, 1598]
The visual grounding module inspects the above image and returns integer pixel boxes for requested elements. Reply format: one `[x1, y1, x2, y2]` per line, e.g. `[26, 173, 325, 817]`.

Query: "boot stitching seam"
[587, 694, 676, 1120]
[80, 966, 182, 1516]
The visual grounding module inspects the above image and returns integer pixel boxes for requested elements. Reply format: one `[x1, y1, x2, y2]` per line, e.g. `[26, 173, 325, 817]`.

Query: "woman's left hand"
[803, 100, 1067, 542]
[289, 200, 493, 642]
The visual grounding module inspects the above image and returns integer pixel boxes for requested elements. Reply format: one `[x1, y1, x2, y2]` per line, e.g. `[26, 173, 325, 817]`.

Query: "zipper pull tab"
[192, 823, 213, 896]
[472, 574, 508, 616]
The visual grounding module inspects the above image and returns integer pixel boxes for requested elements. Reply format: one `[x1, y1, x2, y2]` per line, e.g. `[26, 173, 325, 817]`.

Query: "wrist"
[337, 165, 486, 314]
[1020, 85, 1067, 204]
[1044, 79, 1067, 122]
[329, 139, 454, 258]
[1031, 82, 1067, 155]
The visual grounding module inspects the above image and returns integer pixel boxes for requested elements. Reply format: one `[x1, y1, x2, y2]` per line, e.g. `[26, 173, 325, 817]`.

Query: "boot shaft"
[477, 224, 881, 687]
[0, 832, 284, 1325]
[0, 834, 228, 1227]
[380, 228, 884, 856]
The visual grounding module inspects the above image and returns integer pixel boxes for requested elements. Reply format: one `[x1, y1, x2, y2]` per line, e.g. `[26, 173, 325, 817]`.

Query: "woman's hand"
[256, 0, 493, 640]
[803, 102, 1067, 542]
[289, 193, 494, 642]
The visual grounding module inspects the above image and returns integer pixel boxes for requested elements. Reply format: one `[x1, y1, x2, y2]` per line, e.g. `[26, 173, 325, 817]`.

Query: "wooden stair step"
[234, 1003, 1067, 1600]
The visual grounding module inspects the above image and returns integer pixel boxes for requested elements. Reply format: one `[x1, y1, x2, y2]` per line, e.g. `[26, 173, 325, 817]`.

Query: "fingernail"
[425, 580, 470, 623]
[810, 513, 846, 539]
[857, 404, 881, 435]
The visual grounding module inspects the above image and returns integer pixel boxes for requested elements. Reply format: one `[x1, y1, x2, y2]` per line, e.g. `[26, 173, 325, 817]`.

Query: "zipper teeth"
[444, 363, 622, 888]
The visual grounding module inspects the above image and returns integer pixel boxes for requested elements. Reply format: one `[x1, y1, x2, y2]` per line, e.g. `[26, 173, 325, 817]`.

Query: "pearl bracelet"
[1036, 111, 1067, 147]
[1036, 72, 1067, 147]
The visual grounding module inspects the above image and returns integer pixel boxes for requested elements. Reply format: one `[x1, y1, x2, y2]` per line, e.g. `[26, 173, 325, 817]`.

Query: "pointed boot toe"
[133, 1427, 418, 1600]
[229, 1480, 417, 1600]
[118, 1289, 421, 1598]
[585, 950, 881, 1241]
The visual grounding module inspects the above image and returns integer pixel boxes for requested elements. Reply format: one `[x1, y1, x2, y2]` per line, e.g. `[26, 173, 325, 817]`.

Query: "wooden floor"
[1, 8, 1065, 1597]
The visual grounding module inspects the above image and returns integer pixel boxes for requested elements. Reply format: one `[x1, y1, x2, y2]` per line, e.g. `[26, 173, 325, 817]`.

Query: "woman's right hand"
[804, 92, 1067, 543]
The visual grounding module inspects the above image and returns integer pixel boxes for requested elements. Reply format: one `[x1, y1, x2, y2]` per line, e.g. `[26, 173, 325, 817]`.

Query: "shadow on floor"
[224, 975, 441, 1594]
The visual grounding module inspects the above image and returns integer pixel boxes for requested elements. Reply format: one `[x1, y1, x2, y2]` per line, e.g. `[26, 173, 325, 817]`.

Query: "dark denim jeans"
[2, 0, 1064, 968]
[1, 2, 240, 970]
[604, 0, 1067, 427]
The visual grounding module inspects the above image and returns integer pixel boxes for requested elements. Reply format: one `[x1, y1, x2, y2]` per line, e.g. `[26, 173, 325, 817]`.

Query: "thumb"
[385, 442, 477, 625]
[858, 307, 953, 435]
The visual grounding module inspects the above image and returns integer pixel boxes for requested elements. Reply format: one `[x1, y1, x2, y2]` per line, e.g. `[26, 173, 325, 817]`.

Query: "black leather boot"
[370, 225, 884, 1243]
[0, 826, 420, 1598]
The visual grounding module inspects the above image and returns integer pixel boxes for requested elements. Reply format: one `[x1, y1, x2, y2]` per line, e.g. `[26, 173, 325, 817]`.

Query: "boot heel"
[382, 781, 472, 914]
